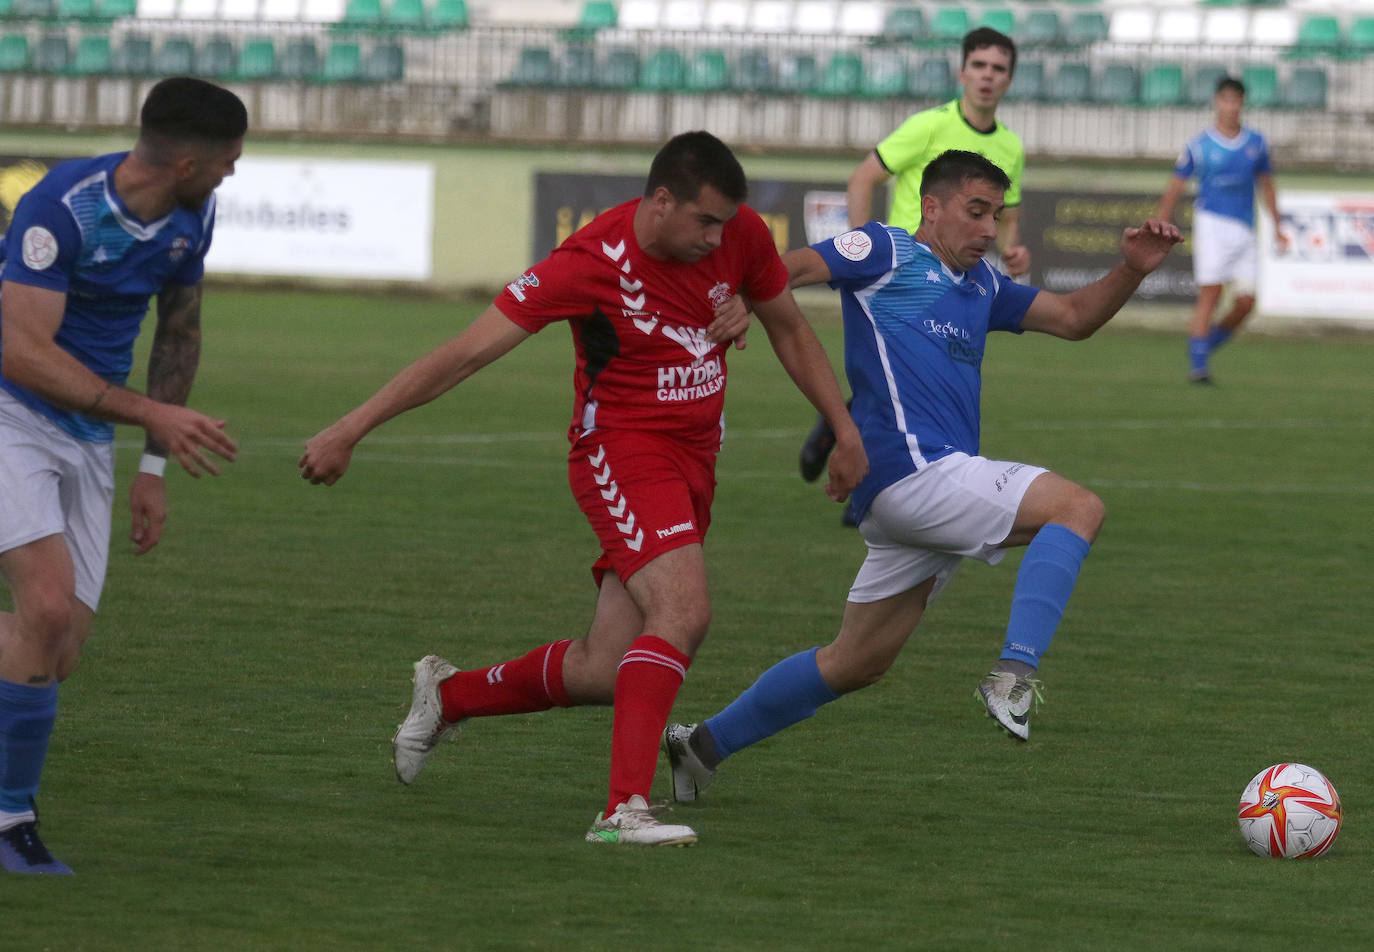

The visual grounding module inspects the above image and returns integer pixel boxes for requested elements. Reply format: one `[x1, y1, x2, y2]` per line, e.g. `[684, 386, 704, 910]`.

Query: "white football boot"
[585, 795, 697, 847]
[976, 670, 1043, 742]
[392, 655, 461, 784]
[662, 723, 715, 803]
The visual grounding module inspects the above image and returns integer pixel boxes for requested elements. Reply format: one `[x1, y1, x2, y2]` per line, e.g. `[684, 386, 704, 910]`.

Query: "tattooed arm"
[144, 283, 204, 456]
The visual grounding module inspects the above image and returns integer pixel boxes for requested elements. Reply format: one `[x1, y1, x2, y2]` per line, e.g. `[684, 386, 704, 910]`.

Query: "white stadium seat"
[793, 1, 838, 36]
[662, 0, 706, 31]
[178, 0, 220, 18]
[260, 0, 303, 20]
[300, 0, 346, 22]
[619, 0, 663, 31]
[705, 0, 748, 32]
[749, 0, 793, 35]
[221, 0, 260, 19]
[1108, 9, 1156, 44]
[1155, 10, 1202, 45]
[1201, 10, 1250, 47]
[838, 2, 885, 37]
[1249, 9, 1298, 47]
[136, 0, 178, 17]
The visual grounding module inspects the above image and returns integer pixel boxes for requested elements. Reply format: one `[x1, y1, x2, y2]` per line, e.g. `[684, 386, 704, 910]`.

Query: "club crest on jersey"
[169, 236, 192, 263]
[21, 226, 58, 270]
[833, 229, 873, 262]
[707, 281, 733, 307]
[506, 271, 540, 302]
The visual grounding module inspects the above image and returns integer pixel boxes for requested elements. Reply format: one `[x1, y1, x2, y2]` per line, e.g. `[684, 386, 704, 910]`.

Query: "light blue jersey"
[1173, 127, 1273, 227]
[815, 223, 1040, 521]
[0, 152, 215, 442]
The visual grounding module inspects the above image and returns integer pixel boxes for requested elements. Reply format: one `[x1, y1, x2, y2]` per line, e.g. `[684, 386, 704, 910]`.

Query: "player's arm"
[782, 247, 833, 290]
[750, 289, 866, 502]
[1156, 175, 1188, 223]
[299, 304, 530, 486]
[1258, 173, 1288, 253]
[996, 206, 1030, 277]
[846, 152, 891, 228]
[1020, 219, 1182, 341]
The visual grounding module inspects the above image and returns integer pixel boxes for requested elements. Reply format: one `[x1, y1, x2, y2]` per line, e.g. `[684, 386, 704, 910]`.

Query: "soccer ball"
[1237, 763, 1342, 859]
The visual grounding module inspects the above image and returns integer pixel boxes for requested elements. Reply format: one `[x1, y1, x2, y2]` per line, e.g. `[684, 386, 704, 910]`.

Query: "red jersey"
[495, 199, 789, 450]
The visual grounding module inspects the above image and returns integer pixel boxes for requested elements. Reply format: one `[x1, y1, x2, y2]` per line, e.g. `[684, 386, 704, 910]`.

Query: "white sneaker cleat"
[976, 670, 1043, 742]
[662, 723, 715, 803]
[392, 655, 461, 784]
[585, 795, 697, 847]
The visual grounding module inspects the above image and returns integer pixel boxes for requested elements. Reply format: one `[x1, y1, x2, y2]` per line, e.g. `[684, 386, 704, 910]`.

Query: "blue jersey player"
[1157, 76, 1286, 383]
[0, 77, 245, 874]
[663, 151, 1180, 805]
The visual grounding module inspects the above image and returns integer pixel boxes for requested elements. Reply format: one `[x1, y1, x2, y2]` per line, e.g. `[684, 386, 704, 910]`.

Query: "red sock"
[438, 640, 573, 721]
[605, 635, 691, 815]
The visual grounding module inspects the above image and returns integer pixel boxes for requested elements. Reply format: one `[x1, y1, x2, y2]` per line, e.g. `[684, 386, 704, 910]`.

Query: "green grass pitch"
[5, 288, 1372, 950]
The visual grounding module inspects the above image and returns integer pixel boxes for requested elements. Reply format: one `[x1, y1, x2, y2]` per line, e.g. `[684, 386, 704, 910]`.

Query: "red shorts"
[567, 431, 717, 586]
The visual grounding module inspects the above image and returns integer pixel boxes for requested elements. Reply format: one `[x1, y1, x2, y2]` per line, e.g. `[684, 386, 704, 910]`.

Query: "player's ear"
[920, 192, 940, 221]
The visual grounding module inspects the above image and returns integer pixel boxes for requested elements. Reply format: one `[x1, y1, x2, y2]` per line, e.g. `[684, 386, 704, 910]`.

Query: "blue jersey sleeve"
[0, 190, 81, 294]
[167, 200, 214, 287]
[985, 263, 1040, 333]
[813, 222, 912, 291]
[1172, 137, 1200, 180]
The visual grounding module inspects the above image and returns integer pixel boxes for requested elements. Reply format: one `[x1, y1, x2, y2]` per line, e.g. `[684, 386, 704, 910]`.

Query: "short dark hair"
[644, 131, 747, 204]
[1216, 76, 1245, 97]
[962, 27, 1017, 77]
[140, 76, 247, 145]
[920, 150, 1012, 199]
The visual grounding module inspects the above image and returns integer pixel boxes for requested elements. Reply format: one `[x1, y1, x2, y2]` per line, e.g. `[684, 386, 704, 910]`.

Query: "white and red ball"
[1237, 763, 1342, 859]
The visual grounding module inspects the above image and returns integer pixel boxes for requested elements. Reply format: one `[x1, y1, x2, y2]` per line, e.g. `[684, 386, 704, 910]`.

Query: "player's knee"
[17, 586, 75, 646]
[1070, 488, 1106, 541]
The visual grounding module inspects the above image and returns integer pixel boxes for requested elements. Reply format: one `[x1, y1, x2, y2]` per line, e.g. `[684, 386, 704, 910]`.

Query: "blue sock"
[0, 679, 58, 814]
[704, 648, 839, 761]
[1188, 336, 1209, 374]
[1206, 326, 1233, 352]
[1000, 524, 1092, 668]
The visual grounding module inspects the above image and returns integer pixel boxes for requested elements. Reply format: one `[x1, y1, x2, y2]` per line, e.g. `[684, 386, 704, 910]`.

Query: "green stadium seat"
[731, 48, 772, 93]
[1351, 18, 1374, 55]
[0, 0, 14, 16]
[12, 0, 53, 18]
[506, 45, 553, 86]
[386, 0, 425, 31]
[599, 47, 638, 89]
[321, 40, 362, 81]
[111, 34, 152, 74]
[775, 52, 816, 95]
[194, 35, 235, 77]
[57, 0, 97, 18]
[578, 0, 616, 31]
[814, 51, 862, 97]
[1240, 65, 1278, 107]
[97, 0, 137, 18]
[686, 49, 728, 92]
[640, 48, 685, 91]
[1282, 67, 1327, 109]
[1140, 64, 1184, 106]
[236, 38, 276, 79]
[279, 37, 319, 79]
[343, 0, 383, 28]
[908, 56, 952, 99]
[882, 7, 924, 43]
[1094, 63, 1137, 104]
[154, 36, 193, 75]
[0, 34, 28, 72]
[429, 0, 467, 31]
[557, 44, 596, 87]
[1189, 64, 1230, 105]
[1006, 59, 1044, 101]
[1065, 11, 1108, 46]
[929, 8, 969, 44]
[1045, 61, 1090, 102]
[1020, 10, 1061, 47]
[69, 33, 111, 73]
[363, 41, 403, 80]
[979, 9, 1014, 37]
[862, 50, 907, 98]
[1292, 15, 1342, 57]
[34, 34, 68, 72]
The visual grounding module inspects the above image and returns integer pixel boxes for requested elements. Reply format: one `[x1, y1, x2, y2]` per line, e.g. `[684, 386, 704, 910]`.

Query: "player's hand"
[299, 422, 357, 486]
[1001, 244, 1031, 278]
[1274, 229, 1290, 255]
[824, 428, 868, 503]
[707, 294, 751, 351]
[1121, 219, 1183, 275]
[143, 403, 237, 478]
[129, 472, 168, 555]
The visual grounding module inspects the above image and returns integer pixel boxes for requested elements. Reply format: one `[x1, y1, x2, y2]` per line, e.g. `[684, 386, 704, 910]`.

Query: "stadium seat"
[220, 0, 259, 20]
[362, 41, 402, 80]
[57, 0, 98, 19]
[882, 7, 924, 44]
[748, 0, 790, 35]
[1188, 64, 1230, 106]
[194, 35, 235, 77]
[1140, 64, 1184, 106]
[774, 52, 816, 94]
[731, 48, 772, 93]
[11, 0, 52, 17]
[97, 0, 136, 17]
[838, 2, 884, 38]
[279, 37, 319, 78]
[929, 8, 968, 44]
[1045, 61, 1090, 103]
[908, 56, 952, 99]
[1249, 10, 1297, 49]
[1094, 63, 1137, 104]
[640, 47, 685, 91]
[1351, 18, 1374, 55]
[1108, 9, 1154, 45]
[33, 34, 68, 72]
[386, 0, 426, 32]
[814, 51, 862, 97]
[558, 44, 596, 87]
[1064, 11, 1108, 47]
[979, 9, 1014, 37]
[662, 0, 705, 32]
[0, 34, 27, 72]
[1155, 9, 1202, 46]
[111, 34, 152, 74]
[685, 49, 728, 92]
[506, 46, 553, 86]
[1201, 9, 1249, 48]
[1240, 64, 1278, 107]
[69, 32, 111, 73]
[577, 1, 616, 31]
[1282, 67, 1327, 109]
[0, 0, 12, 17]
[793, 0, 836, 36]
[618, 0, 660, 30]
[599, 46, 638, 88]
[429, 0, 466, 31]
[1019, 11, 1061, 48]
[236, 38, 276, 79]
[1006, 59, 1044, 101]
[862, 49, 907, 98]
[1291, 16, 1342, 58]
[321, 40, 361, 80]
[342, 0, 383, 28]
[704, 0, 748, 32]
[153, 36, 193, 75]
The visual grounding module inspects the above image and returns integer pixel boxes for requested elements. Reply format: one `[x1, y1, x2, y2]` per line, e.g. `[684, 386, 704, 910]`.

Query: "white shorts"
[0, 390, 115, 612]
[848, 452, 1047, 604]
[1191, 209, 1257, 292]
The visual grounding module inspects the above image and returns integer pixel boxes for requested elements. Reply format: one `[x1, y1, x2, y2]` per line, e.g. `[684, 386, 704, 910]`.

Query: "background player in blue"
[1156, 76, 1287, 384]
[663, 152, 1180, 802]
[0, 77, 244, 874]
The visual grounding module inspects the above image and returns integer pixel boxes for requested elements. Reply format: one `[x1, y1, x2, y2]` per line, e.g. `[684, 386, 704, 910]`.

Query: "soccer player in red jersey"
[299, 131, 866, 846]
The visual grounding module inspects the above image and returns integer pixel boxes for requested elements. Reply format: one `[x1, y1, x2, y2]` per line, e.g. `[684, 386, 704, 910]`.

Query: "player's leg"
[798, 397, 853, 484]
[1188, 210, 1230, 382]
[1188, 284, 1224, 382]
[1208, 230, 1258, 357]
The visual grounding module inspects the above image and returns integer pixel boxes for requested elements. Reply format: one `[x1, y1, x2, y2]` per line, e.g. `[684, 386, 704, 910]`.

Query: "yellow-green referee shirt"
[875, 99, 1025, 234]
